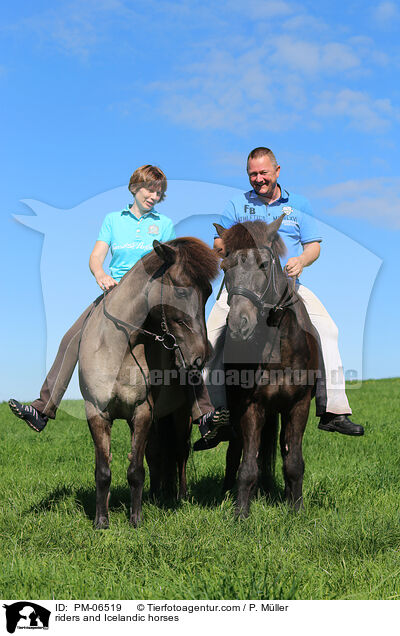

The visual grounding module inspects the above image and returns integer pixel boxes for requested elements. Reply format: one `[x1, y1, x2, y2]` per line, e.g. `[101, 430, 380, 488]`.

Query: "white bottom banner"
[1, 599, 398, 635]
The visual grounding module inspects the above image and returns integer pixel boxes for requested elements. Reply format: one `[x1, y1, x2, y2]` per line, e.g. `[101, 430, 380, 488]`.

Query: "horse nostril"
[240, 315, 248, 329]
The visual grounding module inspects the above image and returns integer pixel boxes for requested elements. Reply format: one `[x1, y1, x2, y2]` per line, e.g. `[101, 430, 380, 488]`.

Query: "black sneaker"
[318, 413, 364, 436]
[8, 399, 48, 432]
[194, 407, 229, 441]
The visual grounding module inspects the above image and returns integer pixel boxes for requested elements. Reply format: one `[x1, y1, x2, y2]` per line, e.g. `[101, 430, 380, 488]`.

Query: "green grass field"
[1, 378, 400, 600]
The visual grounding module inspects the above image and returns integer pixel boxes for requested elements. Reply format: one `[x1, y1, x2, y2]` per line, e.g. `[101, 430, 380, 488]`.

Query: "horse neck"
[265, 251, 291, 309]
[264, 257, 304, 333]
[104, 260, 155, 327]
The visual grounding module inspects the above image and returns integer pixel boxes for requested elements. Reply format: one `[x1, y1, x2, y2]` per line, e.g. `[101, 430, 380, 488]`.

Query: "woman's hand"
[89, 241, 118, 291]
[96, 274, 118, 291]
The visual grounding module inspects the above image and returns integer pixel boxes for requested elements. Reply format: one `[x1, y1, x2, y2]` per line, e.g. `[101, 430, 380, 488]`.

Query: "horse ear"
[213, 223, 226, 238]
[153, 240, 176, 265]
[267, 213, 286, 237]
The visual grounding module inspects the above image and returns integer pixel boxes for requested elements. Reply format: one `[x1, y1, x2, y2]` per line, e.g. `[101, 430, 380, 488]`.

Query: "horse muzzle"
[227, 308, 257, 342]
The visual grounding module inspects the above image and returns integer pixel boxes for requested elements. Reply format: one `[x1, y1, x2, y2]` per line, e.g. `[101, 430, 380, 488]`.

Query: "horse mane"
[143, 237, 220, 290]
[223, 220, 286, 258]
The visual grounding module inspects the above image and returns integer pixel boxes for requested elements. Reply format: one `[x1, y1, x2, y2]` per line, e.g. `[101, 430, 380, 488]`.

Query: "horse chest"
[251, 366, 310, 407]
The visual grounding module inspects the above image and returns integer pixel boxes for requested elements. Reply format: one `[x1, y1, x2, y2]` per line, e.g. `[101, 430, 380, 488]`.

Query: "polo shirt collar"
[121, 203, 160, 219]
[249, 184, 289, 204]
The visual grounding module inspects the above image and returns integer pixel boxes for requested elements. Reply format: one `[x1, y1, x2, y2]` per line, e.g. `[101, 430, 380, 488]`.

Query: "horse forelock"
[143, 237, 219, 291]
[223, 221, 286, 258]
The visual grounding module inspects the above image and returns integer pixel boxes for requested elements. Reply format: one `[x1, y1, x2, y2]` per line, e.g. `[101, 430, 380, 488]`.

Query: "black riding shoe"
[193, 424, 233, 452]
[318, 413, 364, 436]
[8, 399, 48, 432]
[193, 407, 229, 443]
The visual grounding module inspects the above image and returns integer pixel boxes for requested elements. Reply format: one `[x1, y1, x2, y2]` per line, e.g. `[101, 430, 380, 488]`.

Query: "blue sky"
[1, 0, 399, 402]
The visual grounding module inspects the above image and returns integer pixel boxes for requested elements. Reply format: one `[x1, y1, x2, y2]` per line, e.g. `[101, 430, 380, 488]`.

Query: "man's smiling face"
[247, 155, 281, 201]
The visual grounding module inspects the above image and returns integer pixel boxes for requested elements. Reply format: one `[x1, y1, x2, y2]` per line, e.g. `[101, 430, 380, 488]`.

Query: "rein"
[102, 269, 187, 367]
[227, 245, 299, 318]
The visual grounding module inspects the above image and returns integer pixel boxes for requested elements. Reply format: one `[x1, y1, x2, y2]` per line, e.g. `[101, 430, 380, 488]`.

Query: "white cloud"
[146, 44, 310, 133]
[13, 1, 395, 137]
[372, 1, 400, 25]
[282, 13, 328, 33]
[271, 36, 360, 74]
[316, 177, 400, 228]
[145, 31, 393, 135]
[5, 0, 128, 58]
[313, 89, 400, 132]
[231, 0, 294, 18]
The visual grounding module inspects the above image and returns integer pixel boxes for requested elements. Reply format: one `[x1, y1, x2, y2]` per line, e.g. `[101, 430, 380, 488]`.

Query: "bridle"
[226, 245, 298, 319]
[102, 266, 187, 367]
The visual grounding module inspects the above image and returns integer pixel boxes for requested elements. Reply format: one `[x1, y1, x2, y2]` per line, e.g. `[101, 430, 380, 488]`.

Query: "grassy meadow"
[1, 378, 400, 600]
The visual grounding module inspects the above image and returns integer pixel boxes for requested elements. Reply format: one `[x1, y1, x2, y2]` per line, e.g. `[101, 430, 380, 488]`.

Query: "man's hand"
[96, 274, 118, 291]
[284, 242, 321, 278]
[213, 237, 226, 257]
[285, 256, 304, 278]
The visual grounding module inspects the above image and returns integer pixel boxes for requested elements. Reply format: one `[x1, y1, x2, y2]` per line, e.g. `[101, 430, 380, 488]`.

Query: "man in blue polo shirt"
[205, 147, 363, 442]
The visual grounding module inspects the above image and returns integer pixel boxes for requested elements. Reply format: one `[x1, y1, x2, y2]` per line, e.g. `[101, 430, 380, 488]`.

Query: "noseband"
[227, 245, 297, 318]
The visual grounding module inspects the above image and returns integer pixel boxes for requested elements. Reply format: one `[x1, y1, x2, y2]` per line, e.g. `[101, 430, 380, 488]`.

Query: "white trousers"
[205, 285, 351, 416]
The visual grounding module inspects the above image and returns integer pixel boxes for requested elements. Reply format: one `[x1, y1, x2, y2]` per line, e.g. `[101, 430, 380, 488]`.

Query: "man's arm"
[284, 241, 320, 278]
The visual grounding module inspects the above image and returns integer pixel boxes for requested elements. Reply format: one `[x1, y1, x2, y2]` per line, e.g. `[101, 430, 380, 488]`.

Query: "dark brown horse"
[214, 216, 319, 518]
[78, 238, 219, 528]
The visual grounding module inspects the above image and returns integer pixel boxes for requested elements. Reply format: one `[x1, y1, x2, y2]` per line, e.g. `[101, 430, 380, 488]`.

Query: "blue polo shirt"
[97, 204, 176, 281]
[220, 185, 322, 268]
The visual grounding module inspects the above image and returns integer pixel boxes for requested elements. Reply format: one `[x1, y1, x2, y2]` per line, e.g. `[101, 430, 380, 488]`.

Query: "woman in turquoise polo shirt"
[9, 165, 228, 442]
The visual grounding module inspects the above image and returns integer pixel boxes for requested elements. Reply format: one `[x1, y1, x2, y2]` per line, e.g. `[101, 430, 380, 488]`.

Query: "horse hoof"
[94, 516, 109, 530]
[129, 511, 141, 528]
[235, 506, 249, 520]
[129, 517, 141, 528]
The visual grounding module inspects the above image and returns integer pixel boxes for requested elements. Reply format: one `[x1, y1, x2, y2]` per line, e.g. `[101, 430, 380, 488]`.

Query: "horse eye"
[174, 287, 188, 298]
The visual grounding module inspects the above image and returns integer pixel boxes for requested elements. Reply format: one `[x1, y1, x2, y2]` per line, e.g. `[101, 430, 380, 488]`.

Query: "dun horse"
[215, 216, 319, 517]
[79, 238, 218, 528]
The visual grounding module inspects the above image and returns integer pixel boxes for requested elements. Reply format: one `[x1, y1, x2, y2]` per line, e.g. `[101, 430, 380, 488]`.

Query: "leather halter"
[227, 245, 297, 318]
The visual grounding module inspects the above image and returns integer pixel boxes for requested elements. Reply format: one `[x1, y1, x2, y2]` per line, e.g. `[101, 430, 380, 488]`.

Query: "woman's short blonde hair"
[128, 165, 167, 201]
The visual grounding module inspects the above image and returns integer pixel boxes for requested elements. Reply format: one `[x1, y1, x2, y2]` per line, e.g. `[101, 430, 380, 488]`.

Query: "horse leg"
[280, 396, 310, 511]
[258, 413, 279, 497]
[235, 404, 263, 519]
[127, 402, 152, 528]
[88, 414, 112, 529]
[146, 414, 178, 501]
[172, 405, 191, 501]
[146, 419, 163, 500]
[223, 435, 242, 494]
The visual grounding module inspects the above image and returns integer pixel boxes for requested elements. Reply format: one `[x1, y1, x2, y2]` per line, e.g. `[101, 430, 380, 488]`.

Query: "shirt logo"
[147, 224, 160, 235]
[244, 204, 256, 215]
[282, 206, 293, 215]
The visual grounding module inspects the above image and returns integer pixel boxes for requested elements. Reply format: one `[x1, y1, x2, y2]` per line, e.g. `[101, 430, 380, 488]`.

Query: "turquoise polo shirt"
[220, 186, 322, 269]
[97, 204, 176, 281]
